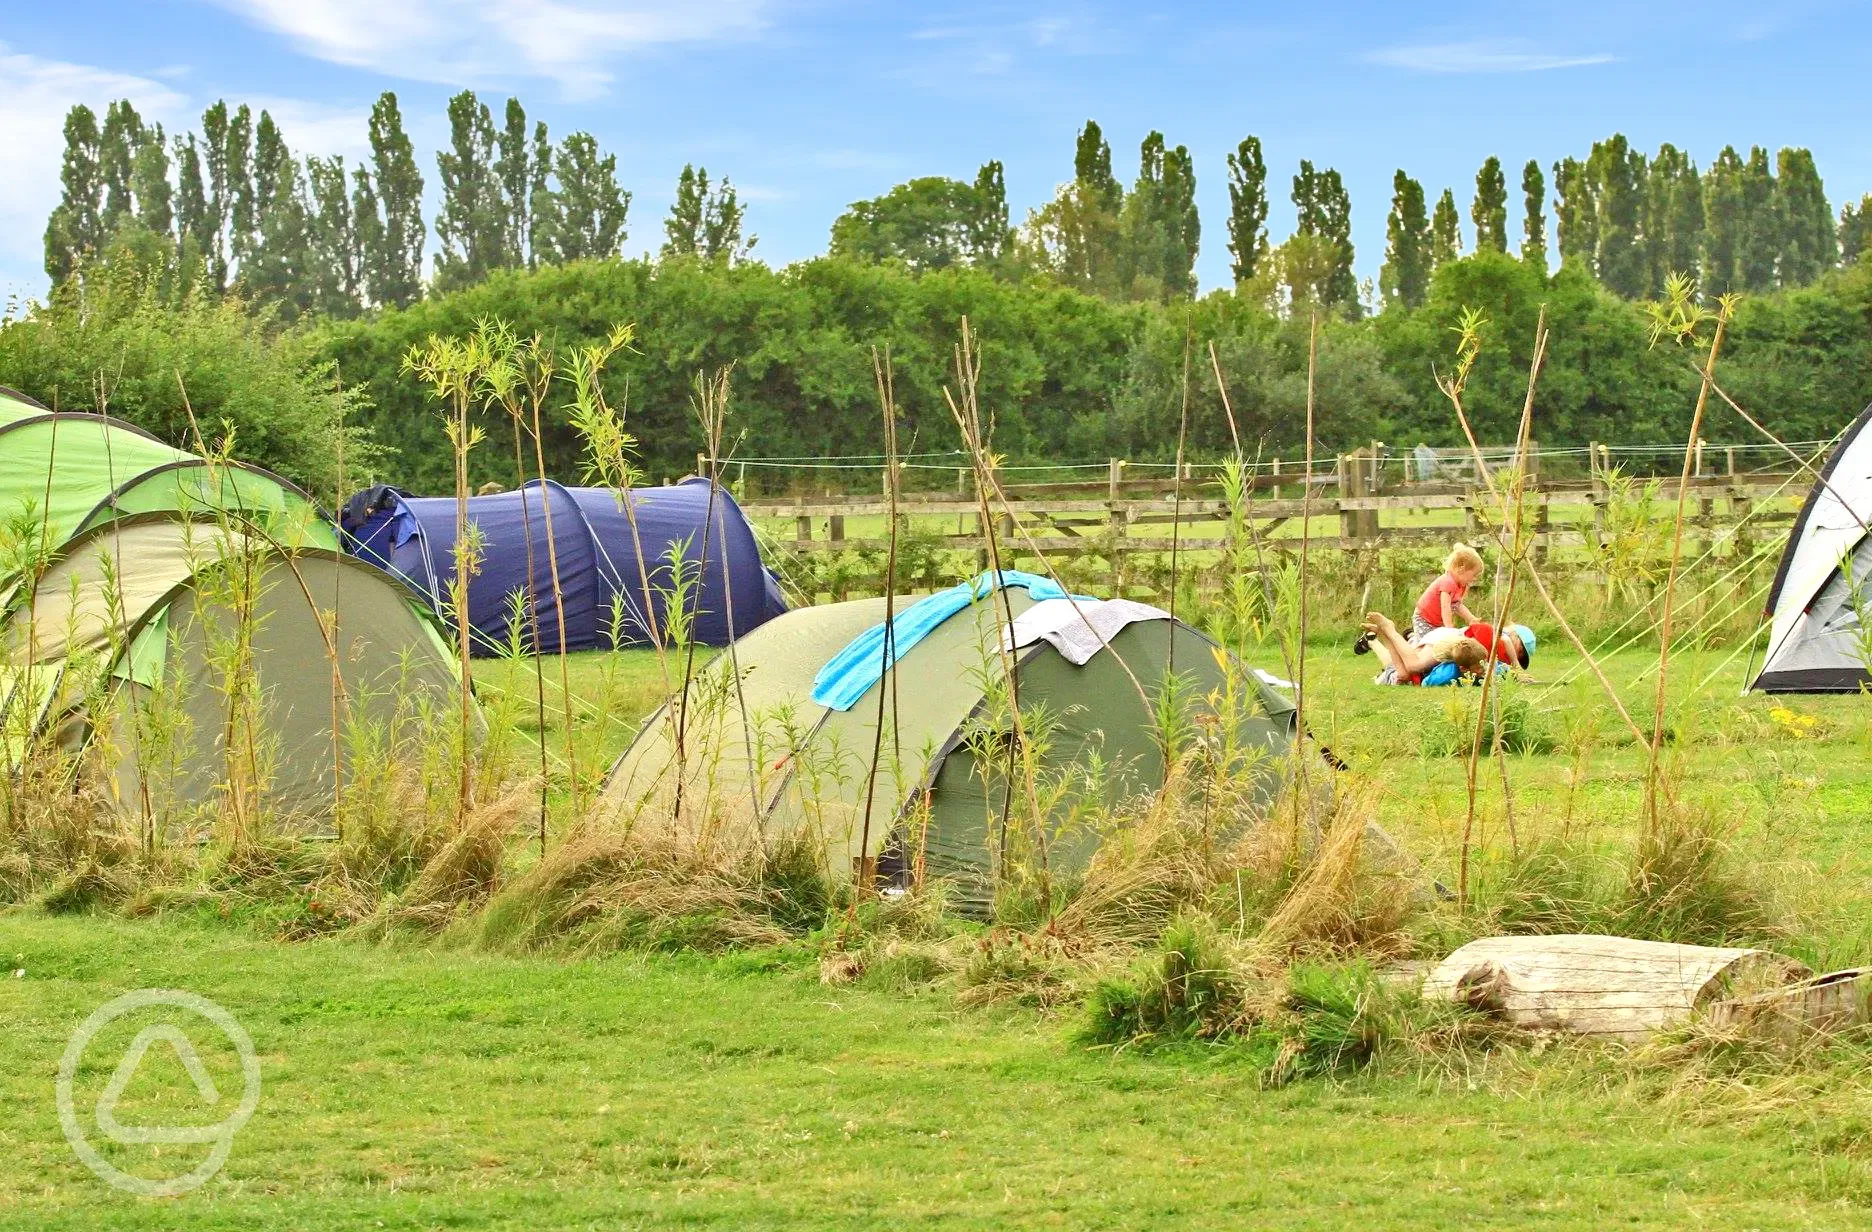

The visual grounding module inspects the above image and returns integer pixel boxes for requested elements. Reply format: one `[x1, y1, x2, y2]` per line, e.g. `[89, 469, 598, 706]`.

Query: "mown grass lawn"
[3, 912, 1871, 1230]
[5, 636, 1872, 1228]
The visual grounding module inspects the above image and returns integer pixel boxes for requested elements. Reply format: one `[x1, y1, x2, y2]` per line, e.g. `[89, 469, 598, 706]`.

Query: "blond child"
[1411, 544, 1483, 639]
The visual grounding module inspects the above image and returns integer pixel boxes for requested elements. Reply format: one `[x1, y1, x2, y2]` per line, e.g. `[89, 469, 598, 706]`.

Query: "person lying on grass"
[1361, 611, 1489, 686]
[1362, 614, 1537, 686]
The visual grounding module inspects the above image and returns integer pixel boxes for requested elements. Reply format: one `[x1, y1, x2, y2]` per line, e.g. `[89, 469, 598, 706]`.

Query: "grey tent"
[598, 580, 1296, 916]
[1754, 402, 1872, 692]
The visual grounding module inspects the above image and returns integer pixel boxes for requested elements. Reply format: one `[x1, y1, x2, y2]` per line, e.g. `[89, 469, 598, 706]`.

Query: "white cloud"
[1367, 38, 1616, 73]
[209, 0, 768, 99]
[0, 44, 187, 303]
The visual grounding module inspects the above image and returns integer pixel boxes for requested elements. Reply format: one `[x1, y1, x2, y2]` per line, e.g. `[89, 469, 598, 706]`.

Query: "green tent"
[0, 386, 335, 575]
[598, 588, 1295, 915]
[0, 393, 465, 826]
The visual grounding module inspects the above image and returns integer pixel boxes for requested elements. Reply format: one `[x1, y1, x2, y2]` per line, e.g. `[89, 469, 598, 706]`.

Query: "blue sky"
[4, 1, 1868, 304]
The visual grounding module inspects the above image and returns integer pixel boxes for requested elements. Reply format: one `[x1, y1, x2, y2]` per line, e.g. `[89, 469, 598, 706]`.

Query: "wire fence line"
[721, 439, 1830, 480]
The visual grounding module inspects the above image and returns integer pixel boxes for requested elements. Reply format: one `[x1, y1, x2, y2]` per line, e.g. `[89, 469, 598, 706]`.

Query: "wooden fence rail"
[742, 444, 1806, 568]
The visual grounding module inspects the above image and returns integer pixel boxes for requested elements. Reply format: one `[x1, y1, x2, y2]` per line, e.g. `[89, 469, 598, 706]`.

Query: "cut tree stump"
[1707, 968, 1872, 1041]
[1420, 934, 1809, 1039]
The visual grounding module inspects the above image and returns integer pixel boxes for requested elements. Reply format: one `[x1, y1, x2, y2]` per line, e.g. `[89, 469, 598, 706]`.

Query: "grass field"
[5, 636, 1872, 1228]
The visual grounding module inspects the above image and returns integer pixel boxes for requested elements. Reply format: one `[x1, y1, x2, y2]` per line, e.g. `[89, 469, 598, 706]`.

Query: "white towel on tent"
[1002, 597, 1172, 666]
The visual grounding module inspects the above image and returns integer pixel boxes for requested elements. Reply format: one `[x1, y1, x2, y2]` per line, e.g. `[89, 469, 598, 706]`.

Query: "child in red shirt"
[1411, 544, 1483, 639]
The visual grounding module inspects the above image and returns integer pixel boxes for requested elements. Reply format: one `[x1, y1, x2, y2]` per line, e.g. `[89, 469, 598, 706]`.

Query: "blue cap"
[1508, 624, 1536, 665]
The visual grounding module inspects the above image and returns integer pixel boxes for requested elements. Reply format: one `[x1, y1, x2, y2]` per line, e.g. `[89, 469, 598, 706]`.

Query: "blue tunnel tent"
[341, 478, 788, 655]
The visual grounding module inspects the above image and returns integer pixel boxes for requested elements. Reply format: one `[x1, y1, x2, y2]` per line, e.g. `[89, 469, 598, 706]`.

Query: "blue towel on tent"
[811, 571, 1091, 711]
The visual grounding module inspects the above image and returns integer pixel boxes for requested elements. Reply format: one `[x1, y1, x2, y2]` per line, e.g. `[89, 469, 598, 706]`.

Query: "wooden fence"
[737, 442, 1808, 567]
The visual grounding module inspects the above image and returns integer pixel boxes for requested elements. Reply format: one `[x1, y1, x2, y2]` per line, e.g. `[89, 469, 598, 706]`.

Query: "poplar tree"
[663, 164, 749, 263]
[1702, 147, 1746, 295]
[44, 104, 103, 284]
[553, 132, 629, 261]
[968, 160, 1012, 264]
[1048, 119, 1124, 295]
[1380, 170, 1430, 309]
[1471, 156, 1507, 253]
[1292, 162, 1355, 310]
[435, 90, 505, 290]
[363, 92, 424, 308]
[1319, 168, 1356, 311]
[350, 166, 384, 301]
[1588, 134, 1645, 297]
[1225, 135, 1268, 284]
[663, 164, 706, 258]
[527, 122, 556, 267]
[131, 123, 173, 239]
[1520, 159, 1547, 272]
[1840, 194, 1872, 265]
[98, 99, 142, 234]
[1775, 147, 1835, 286]
[494, 98, 530, 268]
[1430, 187, 1461, 268]
[1074, 120, 1122, 214]
[175, 133, 211, 272]
[1644, 144, 1702, 291]
[201, 101, 232, 287]
[306, 155, 359, 317]
[1737, 146, 1779, 292]
[1553, 158, 1597, 271]
[246, 111, 310, 314]
[225, 104, 255, 270]
[1118, 132, 1198, 298]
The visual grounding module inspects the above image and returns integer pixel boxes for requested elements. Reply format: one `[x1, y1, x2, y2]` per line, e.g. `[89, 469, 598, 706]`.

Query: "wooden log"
[1420, 934, 1809, 1039]
[1707, 968, 1872, 1040]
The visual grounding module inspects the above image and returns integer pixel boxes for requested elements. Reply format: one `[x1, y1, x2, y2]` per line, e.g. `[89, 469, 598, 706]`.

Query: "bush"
[0, 253, 376, 494]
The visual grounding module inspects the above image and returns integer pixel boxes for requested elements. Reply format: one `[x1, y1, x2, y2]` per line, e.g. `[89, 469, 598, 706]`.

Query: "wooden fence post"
[1107, 457, 1127, 592]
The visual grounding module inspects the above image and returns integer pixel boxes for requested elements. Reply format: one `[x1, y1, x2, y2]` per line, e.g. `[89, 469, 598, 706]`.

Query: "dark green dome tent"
[0, 390, 466, 826]
[598, 578, 1296, 916]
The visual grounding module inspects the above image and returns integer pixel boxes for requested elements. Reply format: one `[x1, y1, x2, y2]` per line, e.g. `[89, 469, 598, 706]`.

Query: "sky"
[4, 0, 1871, 304]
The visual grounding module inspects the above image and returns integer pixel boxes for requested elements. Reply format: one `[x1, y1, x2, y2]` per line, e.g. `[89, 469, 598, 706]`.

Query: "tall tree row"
[44, 102, 1869, 320]
[42, 88, 634, 317]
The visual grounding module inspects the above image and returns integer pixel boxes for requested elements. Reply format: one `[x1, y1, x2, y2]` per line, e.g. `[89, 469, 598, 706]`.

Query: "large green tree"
[1381, 170, 1430, 309]
[1553, 157, 1597, 272]
[1020, 121, 1130, 298]
[664, 165, 751, 264]
[829, 172, 1001, 271]
[1471, 156, 1507, 253]
[552, 132, 629, 261]
[1225, 135, 1268, 285]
